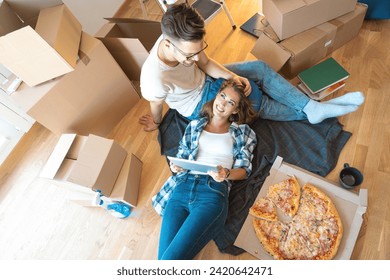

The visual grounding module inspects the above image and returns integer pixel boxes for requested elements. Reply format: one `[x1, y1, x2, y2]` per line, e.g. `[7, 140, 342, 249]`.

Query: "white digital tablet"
[167, 156, 219, 173]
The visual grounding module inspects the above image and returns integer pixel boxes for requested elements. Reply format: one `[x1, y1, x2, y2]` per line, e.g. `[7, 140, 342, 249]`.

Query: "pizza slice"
[253, 219, 290, 260]
[249, 197, 277, 221]
[267, 176, 301, 217]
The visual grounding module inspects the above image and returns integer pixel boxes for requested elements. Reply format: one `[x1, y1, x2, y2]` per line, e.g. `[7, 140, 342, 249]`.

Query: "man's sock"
[303, 100, 359, 124]
[325, 91, 365, 106]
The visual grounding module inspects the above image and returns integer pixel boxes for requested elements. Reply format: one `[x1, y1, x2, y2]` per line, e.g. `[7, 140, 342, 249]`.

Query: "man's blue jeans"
[158, 174, 229, 260]
[189, 60, 310, 121]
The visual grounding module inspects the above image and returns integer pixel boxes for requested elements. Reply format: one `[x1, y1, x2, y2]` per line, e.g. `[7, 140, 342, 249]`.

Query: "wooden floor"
[0, 0, 389, 260]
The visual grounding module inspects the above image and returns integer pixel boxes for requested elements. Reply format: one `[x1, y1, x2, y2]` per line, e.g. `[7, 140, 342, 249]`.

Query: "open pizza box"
[234, 156, 368, 260]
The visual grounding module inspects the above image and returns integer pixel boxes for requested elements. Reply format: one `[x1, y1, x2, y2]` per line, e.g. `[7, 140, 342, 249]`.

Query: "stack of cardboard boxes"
[251, 0, 367, 78]
[0, 1, 162, 208]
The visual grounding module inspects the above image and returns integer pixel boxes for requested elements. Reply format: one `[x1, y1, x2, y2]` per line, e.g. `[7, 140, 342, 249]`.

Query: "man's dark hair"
[161, 3, 206, 41]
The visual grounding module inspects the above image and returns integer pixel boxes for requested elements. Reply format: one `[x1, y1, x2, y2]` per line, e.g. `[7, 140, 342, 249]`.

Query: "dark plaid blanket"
[158, 109, 351, 255]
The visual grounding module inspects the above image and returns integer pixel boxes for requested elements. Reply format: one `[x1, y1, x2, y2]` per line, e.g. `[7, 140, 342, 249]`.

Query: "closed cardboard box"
[263, 0, 357, 40]
[251, 3, 367, 78]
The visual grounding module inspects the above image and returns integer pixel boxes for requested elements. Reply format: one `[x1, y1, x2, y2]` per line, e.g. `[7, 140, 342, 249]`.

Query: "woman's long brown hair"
[200, 79, 257, 125]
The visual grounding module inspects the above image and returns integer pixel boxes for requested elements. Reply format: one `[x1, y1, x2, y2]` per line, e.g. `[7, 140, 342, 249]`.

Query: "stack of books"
[297, 57, 349, 100]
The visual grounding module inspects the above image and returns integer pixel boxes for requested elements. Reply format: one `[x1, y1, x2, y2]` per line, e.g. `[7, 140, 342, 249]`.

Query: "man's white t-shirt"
[140, 35, 206, 117]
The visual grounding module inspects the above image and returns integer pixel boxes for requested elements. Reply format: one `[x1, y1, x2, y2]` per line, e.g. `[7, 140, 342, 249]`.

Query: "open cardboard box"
[95, 17, 161, 94]
[0, 2, 82, 87]
[9, 32, 140, 136]
[251, 3, 367, 78]
[0, 0, 125, 87]
[234, 156, 368, 260]
[40, 134, 142, 206]
[263, 0, 357, 40]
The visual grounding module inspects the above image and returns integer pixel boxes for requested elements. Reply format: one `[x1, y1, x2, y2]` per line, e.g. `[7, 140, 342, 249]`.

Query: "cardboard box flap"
[234, 156, 368, 260]
[5, 0, 63, 27]
[98, 37, 149, 81]
[110, 154, 143, 207]
[0, 26, 74, 87]
[62, 0, 124, 36]
[35, 4, 82, 68]
[251, 33, 291, 72]
[68, 135, 127, 196]
[66, 135, 88, 160]
[0, 1, 24, 36]
[40, 133, 77, 179]
[104, 17, 161, 51]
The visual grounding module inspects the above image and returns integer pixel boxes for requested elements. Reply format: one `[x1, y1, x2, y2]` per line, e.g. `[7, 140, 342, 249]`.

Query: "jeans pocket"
[206, 180, 227, 198]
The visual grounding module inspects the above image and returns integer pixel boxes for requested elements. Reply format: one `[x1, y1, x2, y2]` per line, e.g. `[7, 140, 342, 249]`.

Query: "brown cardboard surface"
[102, 18, 162, 52]
[13, 32, 140, 136]
[62, 0, 124, 36]
[0, 1, 24, 36]
[5, 0, 62, 27]
[109, 153, 143, 207]
[0, 26, 74, 86]
[41, 134, 128, 197]
[68, 135, 127, 195]
[35, 4, 82, 68]
[95, 18, 161, 86]
[234, 156, 368, 260]
[263, 0, 357, 40]
[251, 3, 367, 78]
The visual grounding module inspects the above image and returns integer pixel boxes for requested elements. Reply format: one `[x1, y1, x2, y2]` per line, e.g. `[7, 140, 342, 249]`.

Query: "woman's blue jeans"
[158, 174, 229, 260]
[189, 60, 310, 121]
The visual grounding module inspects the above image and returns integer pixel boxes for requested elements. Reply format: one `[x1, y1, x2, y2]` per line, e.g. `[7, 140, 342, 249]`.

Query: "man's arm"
[196, 51, 251, 95]
[138, 100, 164, 132]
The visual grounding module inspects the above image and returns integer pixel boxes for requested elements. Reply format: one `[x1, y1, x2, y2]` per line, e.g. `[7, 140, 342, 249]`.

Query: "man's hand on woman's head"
[231, 75, 252, 96]
[138, 114, 160, 132]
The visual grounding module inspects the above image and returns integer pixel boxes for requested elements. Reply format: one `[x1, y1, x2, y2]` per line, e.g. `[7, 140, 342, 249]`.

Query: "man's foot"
[303, 100, 360, 124]
[325, 91, 365, 106]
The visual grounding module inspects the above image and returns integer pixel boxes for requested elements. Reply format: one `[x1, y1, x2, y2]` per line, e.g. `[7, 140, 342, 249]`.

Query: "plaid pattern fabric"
[158, 109, 351, 255]
[152, 117, 257, 216]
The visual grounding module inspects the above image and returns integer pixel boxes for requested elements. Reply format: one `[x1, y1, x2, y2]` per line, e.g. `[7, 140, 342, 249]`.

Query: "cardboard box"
[41, 134, 142, 206]
[251, 3, 367, 78]
[35, 4, 82, 68]
[234, 156, 368, 260]
[40, 134, 127, 197]
[263, 0, 357, 40]
[109, 153, 143, 207]
[95, 18, 161, 86]
[10, 32, 140, 136]
[0, 2, 82, 86]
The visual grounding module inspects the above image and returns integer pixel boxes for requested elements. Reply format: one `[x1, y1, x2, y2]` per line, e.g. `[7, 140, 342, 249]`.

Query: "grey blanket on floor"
[158, 109, 351, 255]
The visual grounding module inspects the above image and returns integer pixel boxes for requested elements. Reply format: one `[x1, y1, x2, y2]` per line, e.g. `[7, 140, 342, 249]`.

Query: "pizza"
[267, 176, 301, 217]
[249, 197, 277, 221]
[251, 181, 343, 260]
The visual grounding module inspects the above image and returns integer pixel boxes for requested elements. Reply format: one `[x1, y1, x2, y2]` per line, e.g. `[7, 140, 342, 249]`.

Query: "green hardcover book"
[298, 57, 350, 94]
